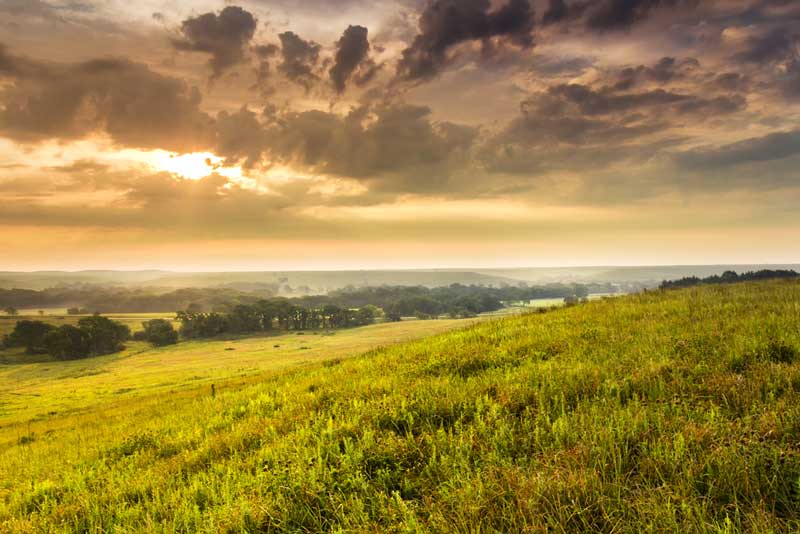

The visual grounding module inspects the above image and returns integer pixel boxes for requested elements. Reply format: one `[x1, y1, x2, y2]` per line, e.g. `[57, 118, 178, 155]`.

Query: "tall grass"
[2, 281, 800, 532]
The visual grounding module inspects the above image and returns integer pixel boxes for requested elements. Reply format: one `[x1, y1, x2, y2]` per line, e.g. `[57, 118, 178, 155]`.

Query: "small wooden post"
[211, 384, 216, 398]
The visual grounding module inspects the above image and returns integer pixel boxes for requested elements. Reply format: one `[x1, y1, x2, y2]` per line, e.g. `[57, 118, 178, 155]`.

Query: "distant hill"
[0, 270, 521, 293]
[2, 265, 799, 293]
[476, 264, 800, 286]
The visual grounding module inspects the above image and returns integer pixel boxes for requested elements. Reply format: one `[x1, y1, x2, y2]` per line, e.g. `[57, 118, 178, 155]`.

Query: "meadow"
[2, 280, 800, 532]
[0, 318, 475, 429]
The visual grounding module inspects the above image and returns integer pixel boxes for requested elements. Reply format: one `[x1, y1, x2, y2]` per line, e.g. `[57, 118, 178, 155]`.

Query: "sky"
[0, 0, 798, 270]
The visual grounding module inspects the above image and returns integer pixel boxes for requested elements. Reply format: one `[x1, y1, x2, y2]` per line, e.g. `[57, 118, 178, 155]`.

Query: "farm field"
[2, 281, 800, 531]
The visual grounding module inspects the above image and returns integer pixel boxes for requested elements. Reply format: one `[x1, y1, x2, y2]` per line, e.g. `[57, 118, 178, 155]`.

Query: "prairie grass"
[0, 318, 474, 427]
[2, 281, 800, 532]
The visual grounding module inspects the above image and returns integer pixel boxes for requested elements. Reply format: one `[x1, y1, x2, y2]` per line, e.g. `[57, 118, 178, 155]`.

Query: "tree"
[4, 306, 18, 316]
[354, 305, 381, 326]
[385, 304, 403, 323]
[4, 320, 55, 353]
[44, 325, 91, 360]
[139, 319, 178, 346]
[77, 315, 130, 355]
[229, 305, 261, 333]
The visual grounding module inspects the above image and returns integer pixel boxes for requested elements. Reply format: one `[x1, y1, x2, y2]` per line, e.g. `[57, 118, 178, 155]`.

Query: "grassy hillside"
[0, 318, 474, 427]
[2, 281, 800, 532]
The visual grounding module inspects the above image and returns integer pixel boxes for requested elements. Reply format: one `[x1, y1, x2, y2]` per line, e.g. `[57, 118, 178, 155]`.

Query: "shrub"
[4, 320, 55, 354]
[78, 315, 131, 355]
[44, 325, 91, 360]
[140, 319, 179, 347]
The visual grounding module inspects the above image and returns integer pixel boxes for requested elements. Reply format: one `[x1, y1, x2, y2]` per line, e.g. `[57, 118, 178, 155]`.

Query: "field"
[0, 318, 477, 429]
[2, 281, 800, 531]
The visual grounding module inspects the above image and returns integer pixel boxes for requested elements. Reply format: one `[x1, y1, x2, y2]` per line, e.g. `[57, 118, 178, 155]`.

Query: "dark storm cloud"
[277, 31, 322, 89]
[0, 45, 214, 152]
[330, 25, 380, 93]
[172, 6, 257, 80]
[396, 0, 535, 82]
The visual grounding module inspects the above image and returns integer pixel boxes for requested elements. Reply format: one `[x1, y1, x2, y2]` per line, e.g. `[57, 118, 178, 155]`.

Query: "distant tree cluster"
[132, 319, 179, 347]
[295, 283, 595, 318]
[660, 270, 799, 290]
[0, 282, 602, 317]
[0, 286, 274, 314]
[2, 315, 131, 360]
[176, 301, 382, 339]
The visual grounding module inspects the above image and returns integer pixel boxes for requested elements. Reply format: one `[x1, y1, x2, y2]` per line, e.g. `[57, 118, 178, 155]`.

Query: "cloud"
[541, 82, 744, 118]
[212, 102, 478, 194]
[0, 45, 215, 152]
[675, 129, 800, 170]
[542, 0, 590, 25]
[330, 25, 381, 93]
[734, 25, 798, 64]
[729, 24, 799, 99]
[277, 31, 322, 89]
[252, 43, 280, 89]
[172, 6, 258, 80]
[396, 0, 535, 82]
[613, 57, 700, 90]
[478, 69, 748, 182]
[0, 0, 95, 19]
[585, 0, 691, 31]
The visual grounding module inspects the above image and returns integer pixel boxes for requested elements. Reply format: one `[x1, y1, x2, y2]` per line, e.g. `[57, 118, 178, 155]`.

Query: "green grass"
[0, 318, 475, 429]
[2, 281, 800, 532]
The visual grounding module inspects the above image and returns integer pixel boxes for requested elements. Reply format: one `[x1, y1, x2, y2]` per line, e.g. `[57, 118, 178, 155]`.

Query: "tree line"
[295, 283, 598, 318]
[176, 303, 382, 339]
[659, 269, 799, 290]
[0, 282, 602, 315]
[1, 283, 603, 360]
[0, 286, 273, 314]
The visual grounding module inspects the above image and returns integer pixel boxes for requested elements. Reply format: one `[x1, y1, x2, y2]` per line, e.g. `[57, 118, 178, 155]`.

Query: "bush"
[4, 320, 55, 354]
[44, 325, 91, 360]
[140, 319, 179, 346]
[77, 315, 131, 355]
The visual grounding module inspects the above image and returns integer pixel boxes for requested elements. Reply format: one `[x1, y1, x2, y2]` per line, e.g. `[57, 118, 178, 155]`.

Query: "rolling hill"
[2, 280, 800, 532]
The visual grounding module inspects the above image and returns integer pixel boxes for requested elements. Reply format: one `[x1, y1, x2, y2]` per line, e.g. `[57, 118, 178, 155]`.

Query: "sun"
[149, 151, 242, 181]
